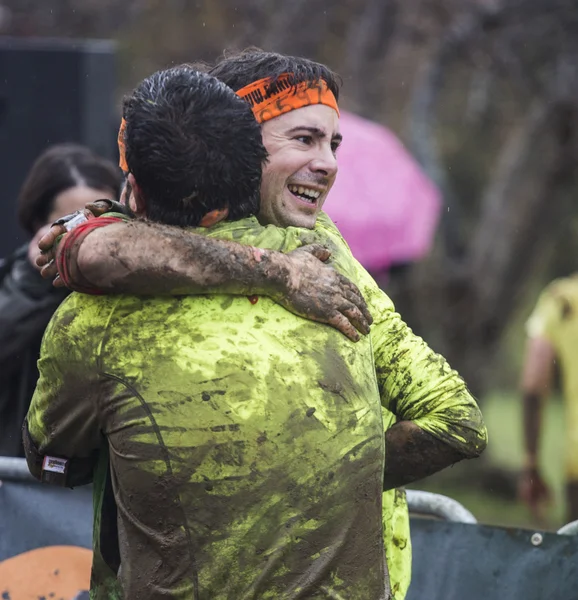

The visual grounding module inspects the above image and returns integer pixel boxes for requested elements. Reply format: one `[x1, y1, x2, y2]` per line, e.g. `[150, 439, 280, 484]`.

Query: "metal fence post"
[557, 519, 578, 535]
[0, 457, 35, 483]
[406, 489, 477, 524]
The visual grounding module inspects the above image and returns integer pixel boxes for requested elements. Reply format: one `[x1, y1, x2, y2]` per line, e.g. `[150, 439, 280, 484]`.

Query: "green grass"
[409, 391, 568, 531]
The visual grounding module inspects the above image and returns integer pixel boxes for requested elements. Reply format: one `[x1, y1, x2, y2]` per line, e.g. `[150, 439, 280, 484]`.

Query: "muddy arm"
[383, 422, 469, 490]
[39, 217, 372, 342]
[368, 301, 487, 490]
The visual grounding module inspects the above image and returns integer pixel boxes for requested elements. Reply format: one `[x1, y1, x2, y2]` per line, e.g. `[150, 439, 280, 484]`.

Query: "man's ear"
[127, 173, 146, 217]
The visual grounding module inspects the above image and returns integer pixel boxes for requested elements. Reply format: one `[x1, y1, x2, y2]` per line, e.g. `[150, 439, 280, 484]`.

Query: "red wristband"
[56, 216, 124, 294]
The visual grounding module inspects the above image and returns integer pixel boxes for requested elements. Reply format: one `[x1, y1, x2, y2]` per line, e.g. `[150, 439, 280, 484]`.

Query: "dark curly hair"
[17, 144, 122, 235]
[208, 47, 341, 99]
[123, 66, 267, 227]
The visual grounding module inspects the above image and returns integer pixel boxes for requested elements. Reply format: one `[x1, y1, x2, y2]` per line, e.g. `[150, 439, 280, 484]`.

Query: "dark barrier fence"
[405, 489, 578, 600]
[0, 458, 93, 598]
[407, 518, 578, 600]
[1, 459, 577, 599]
[0, 466, 92, 561]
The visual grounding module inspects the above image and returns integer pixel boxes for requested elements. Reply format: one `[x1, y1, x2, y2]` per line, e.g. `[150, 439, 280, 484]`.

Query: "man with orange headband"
[28, 65, 387, 599]
[35, 50, 487, 599]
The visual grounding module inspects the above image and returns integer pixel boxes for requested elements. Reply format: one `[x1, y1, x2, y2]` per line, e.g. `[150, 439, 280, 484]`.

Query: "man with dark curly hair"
[25, 65, 381, 600]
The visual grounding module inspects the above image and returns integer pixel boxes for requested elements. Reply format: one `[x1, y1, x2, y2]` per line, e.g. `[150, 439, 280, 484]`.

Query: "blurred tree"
[405, 0, 578, 394]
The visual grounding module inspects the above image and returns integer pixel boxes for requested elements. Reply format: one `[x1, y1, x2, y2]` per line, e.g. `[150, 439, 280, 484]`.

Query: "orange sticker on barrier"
[0, 545, 92, 599]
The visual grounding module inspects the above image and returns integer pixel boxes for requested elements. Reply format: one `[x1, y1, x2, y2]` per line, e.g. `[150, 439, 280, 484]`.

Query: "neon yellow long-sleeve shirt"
[26, 213, 486, 599]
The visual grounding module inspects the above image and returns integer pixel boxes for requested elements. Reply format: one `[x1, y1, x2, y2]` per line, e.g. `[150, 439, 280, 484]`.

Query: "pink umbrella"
[324, 111, 442, 271]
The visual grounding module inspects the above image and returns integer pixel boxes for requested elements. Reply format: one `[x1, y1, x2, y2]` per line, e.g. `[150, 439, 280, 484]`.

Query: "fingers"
[282, 246, 373, 341]
[38, 224, 66, 253]
[339, 302, 371, 336]
[53, 274, 66, 288]
[37, 223, 67, 283]
[327, 312, 361, 343]
[338, 276, 373, 326]
[36, 250, 53, 268]
[86, 199, 113, 216]
[341, 286, 373, 326]
[299, 244, 331, 262]
[359, 301, 373, 327]
[39, 260, 59, 283]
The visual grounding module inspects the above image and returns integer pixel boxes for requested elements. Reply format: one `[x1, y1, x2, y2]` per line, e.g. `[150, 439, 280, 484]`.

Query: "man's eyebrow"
[286, 126, 343, 142]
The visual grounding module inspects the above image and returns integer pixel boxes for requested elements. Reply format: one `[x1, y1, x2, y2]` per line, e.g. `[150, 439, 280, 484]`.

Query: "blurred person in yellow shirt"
[519, 275, 578, 523]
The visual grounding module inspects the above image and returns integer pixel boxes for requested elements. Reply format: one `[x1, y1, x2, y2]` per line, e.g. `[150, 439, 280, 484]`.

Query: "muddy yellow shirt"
[527, 276, 578, 479]
[27, 213, 485, 600]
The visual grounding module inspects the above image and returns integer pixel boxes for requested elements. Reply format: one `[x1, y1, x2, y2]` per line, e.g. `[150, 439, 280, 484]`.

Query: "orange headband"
[118, 117, 128, 172]
[117, 74, 339, 170]
[236, 73, 339, 124]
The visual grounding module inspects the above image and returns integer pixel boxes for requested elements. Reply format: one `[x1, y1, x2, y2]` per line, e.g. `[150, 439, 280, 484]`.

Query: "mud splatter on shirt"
[27, 213, 485, 600]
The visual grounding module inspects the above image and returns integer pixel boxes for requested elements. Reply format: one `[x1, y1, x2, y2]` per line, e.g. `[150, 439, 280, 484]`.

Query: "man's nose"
[310, 145, 338, 178]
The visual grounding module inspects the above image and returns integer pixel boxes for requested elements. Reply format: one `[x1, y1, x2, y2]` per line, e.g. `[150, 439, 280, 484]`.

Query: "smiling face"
[258, 104, 341, 229]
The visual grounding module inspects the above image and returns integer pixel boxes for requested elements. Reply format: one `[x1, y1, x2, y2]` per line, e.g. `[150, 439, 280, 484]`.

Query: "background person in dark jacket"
[0, 143, 122, 456]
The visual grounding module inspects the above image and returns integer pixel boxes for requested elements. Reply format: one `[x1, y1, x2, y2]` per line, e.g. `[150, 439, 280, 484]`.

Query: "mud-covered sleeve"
[356, 268, 487, 459]
[24, 297, 105, 486]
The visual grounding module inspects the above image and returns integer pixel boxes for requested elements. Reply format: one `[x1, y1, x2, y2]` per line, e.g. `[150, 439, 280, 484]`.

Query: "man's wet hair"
[208, 48, 341, 101]
[123, 66, 267, 227]
[18, 144, 122, 236]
